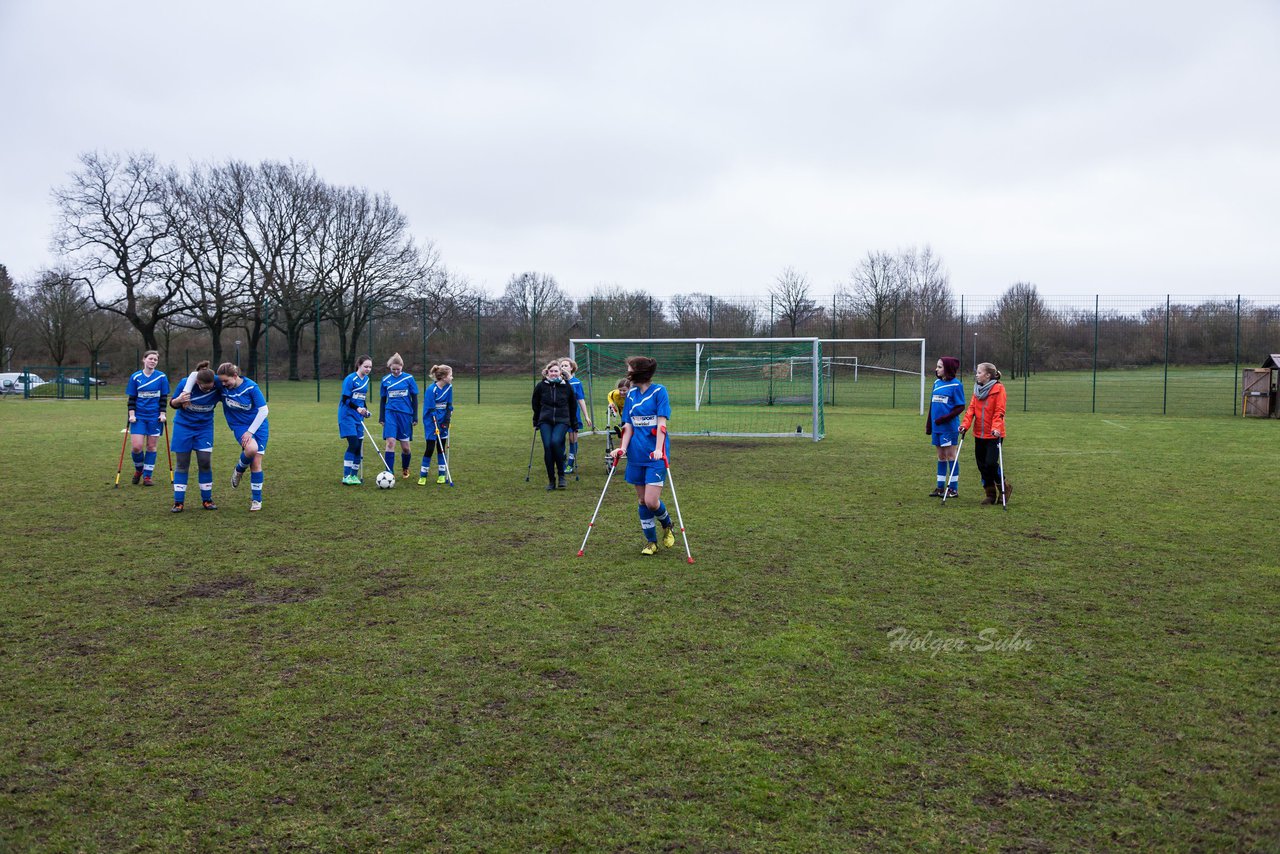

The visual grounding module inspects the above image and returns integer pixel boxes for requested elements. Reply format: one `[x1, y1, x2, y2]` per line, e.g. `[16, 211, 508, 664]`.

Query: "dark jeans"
[974, 437, 1002, 486]
[538, 422, 568, 482]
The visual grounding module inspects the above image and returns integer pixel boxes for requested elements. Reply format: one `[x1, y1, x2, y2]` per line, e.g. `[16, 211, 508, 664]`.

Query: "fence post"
[314, 297, 321, 403]
[707, 296, 713, 337]
[1091, 295, 1098, 414]
[648, 296, 654, 339]
[1023, 293, 1030, 413]
[93, 348, 99, 400]
[1163, 295, 1170, 415]
[1233, 295, 1241, 416]
[891, 300, 898, 408]
[421, 298, 428, 376]
[769, 294, 774, 337]
[588, 297, 594, 339]
[959, 295, 965, 368]
[532, 300, 538, 379]
[264, 298, 271, 402]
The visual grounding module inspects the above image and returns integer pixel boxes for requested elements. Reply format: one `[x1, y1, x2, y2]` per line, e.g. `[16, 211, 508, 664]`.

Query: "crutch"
[997, 438, 1008, 512]
[361, 420, 394, 474]
[162, 419, 174, 483]
[663, 460, 695, 564]
[432, 420, 454, 486]
[577, 455, 620, 557]
[525, 427, 537, 482]
[113, 421, 130, 488]
[940, 433, 965, 506]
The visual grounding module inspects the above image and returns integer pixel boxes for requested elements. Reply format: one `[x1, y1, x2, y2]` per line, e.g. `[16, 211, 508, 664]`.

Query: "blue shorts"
[129, 417, 162, 437]
[383, 411, 414, 442]
[625, 461, 666, 487]
[231, 428, 268, 455]
[427, 421, 449, 442]
[339, 415, 365, 438]
[931, 430, 959, 448]
[171, 426, 214, 454]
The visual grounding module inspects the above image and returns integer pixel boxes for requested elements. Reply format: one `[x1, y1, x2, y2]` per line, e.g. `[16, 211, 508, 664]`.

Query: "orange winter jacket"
[960, 382, 1007, 439]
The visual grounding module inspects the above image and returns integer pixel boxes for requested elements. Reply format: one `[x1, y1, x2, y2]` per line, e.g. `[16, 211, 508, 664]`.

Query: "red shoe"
[171, 502, 185, 513]
[202, 500, 218, 510]
[142, 476, 154, 486]
[132, 470, 143, 485]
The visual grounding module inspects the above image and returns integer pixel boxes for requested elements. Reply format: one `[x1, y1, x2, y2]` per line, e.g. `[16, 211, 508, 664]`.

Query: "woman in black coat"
[531, 360, 574, 490]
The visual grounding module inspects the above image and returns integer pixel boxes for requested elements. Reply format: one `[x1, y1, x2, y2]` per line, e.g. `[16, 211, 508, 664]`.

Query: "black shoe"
[929, 487, 944, 497]
[132, 470, 142, 485]
[202, 500, 218, 510]
[557, 475, 567, 489]
[171, 502, 184, 513]
[546, 482, 557, 491]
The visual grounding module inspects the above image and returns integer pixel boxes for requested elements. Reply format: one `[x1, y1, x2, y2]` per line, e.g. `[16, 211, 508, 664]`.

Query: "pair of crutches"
[113, 420, 173, 487]
[578, 432, 694, 564]
[361, 417, 454, 485]
[941, 434, 1007, 511]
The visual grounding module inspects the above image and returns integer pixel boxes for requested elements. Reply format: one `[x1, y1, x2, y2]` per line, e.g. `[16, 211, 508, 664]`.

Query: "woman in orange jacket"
[959, 362, 1011, 505]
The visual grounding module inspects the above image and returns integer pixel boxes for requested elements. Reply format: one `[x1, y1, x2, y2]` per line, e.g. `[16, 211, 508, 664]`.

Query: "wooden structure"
[1242, 354, 1279, 418]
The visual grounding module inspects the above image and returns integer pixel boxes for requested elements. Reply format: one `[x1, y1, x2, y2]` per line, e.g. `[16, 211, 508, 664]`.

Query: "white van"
[0, 372, 48, 394]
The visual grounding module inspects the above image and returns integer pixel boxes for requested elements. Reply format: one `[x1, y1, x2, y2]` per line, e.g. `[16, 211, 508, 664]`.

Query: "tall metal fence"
[90, 293, 1280, 417]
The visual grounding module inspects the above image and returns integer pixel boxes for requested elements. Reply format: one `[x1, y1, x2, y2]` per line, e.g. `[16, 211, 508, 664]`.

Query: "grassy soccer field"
[1, 384, 1276, 850]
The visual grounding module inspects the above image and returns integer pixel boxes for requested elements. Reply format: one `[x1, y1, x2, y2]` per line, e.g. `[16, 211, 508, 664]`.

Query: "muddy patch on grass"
[148, 575, 320, 608]
[541, 668, 580, 689]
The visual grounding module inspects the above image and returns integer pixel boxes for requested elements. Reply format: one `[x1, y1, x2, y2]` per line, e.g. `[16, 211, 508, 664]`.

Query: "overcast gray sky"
[2, 0, 1277, 302]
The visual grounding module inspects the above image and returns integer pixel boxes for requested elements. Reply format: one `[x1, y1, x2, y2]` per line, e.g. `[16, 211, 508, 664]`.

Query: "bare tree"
[323, 186, 428, 369]
[988, 281, 1050, 379]
[770, 266, 821, 335]
[52, 151, 185, 351]
[27, 269, 86, 365]
[501, 271, 572, 365]
[898, 245, 954, 338]
[847, 250, 906, 339]
[576, 285, 662, 338]
[224, 160, 326, 380]
[413, 265, 473, 346]
[0, 264, 20, 370]
[169, 162, 252, 366]
[78, 303, 124, 370]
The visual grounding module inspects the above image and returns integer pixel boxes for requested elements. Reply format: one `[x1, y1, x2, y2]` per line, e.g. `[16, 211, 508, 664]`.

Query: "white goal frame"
[569, 337, 824, 441]
[820, 338, 927, 415]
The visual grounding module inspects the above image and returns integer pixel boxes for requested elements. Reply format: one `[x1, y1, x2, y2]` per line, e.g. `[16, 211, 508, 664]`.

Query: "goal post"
[820, 339, 927, 414]
[570, 338, 824, 440]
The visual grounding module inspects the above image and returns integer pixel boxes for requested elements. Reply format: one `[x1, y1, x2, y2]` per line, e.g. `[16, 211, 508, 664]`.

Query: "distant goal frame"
[820, 338, 928, 415]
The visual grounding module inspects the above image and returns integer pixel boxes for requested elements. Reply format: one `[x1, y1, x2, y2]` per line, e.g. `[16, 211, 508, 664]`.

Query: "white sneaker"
[231, 469, 242, 489]
[249, 500, 262, 512]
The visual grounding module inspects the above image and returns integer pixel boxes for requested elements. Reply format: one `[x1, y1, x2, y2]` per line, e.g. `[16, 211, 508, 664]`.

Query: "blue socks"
[637, 503, 657, 542]
[401, 452, 411, 472]
[143, 450, 156, 475]
[199, 477, 212, 502]
[937, 459, 959, 491]
[384, 451, 395, 473]
[173, 470, 187, 504]
[250, 471, 263, 502]
[132, 450, 144, 472]
[236, 452, 249, 474]
[654, 501, 672, 530]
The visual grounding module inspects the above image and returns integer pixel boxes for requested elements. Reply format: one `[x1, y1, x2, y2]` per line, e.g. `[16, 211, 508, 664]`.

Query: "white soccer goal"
[820, 338, 927, 414]
[569, 338, 825, 440]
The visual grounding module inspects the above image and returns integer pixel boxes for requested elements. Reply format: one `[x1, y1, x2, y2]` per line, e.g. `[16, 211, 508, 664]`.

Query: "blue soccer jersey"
[221, 376, 268, 438]
[381, 372, 419, 416]
[930, 377, 965, 430]
[568, 376, 585, 427]
[126, 369, 170, 419]
[172, 375, 221, 431]
[622, 383, 672, 465]
[339, 372, 371, 436]
[424, 382, 453, 427]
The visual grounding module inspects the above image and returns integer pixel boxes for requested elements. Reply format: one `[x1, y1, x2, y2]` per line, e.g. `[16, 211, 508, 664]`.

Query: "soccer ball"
[375, 470, 396, 489]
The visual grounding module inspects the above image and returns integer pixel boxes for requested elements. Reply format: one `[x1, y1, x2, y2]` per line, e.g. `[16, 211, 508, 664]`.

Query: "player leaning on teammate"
[609, 356, 677, 555]
[216, 362, 269, 512]
[379, 353, 419, 479]
[339, 355, 374, 484]
[926, 356, 966, 498]
[532, 360, 574, 490]
[125, 350, 169, 486]
[168, 361, 221, 512]
[559, 357, 593, 474]
[960, 362, 1012, 506]
[419, 364, 453, 485]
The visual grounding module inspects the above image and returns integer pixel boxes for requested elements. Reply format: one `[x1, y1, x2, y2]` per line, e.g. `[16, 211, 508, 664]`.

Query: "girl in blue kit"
[216, 362, 269, 512]
[419, 364, 453, 485]
[124, 350, 170, 485]
[608, 356, 677, 556]
[379, 353, 419, 479]
[339, 355, 373, 484]
[926, 356, 966, 498]
[168, 360, 221, 512]
[559, 357, 593, 474]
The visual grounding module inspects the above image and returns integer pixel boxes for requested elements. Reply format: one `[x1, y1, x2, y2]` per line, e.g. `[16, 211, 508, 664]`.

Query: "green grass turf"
[1, 383, 1277, 850]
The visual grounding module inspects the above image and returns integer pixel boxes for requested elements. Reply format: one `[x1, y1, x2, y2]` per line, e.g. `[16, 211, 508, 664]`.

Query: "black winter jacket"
[532, 379, 573, 427]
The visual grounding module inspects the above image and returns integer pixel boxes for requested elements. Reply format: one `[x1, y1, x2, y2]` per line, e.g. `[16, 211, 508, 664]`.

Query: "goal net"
[821, 339, 927, 413]
[570, 338, 824, 440]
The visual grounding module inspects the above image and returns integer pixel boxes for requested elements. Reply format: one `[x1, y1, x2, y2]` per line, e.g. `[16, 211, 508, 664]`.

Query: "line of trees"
[3, 152, 1277, 379]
